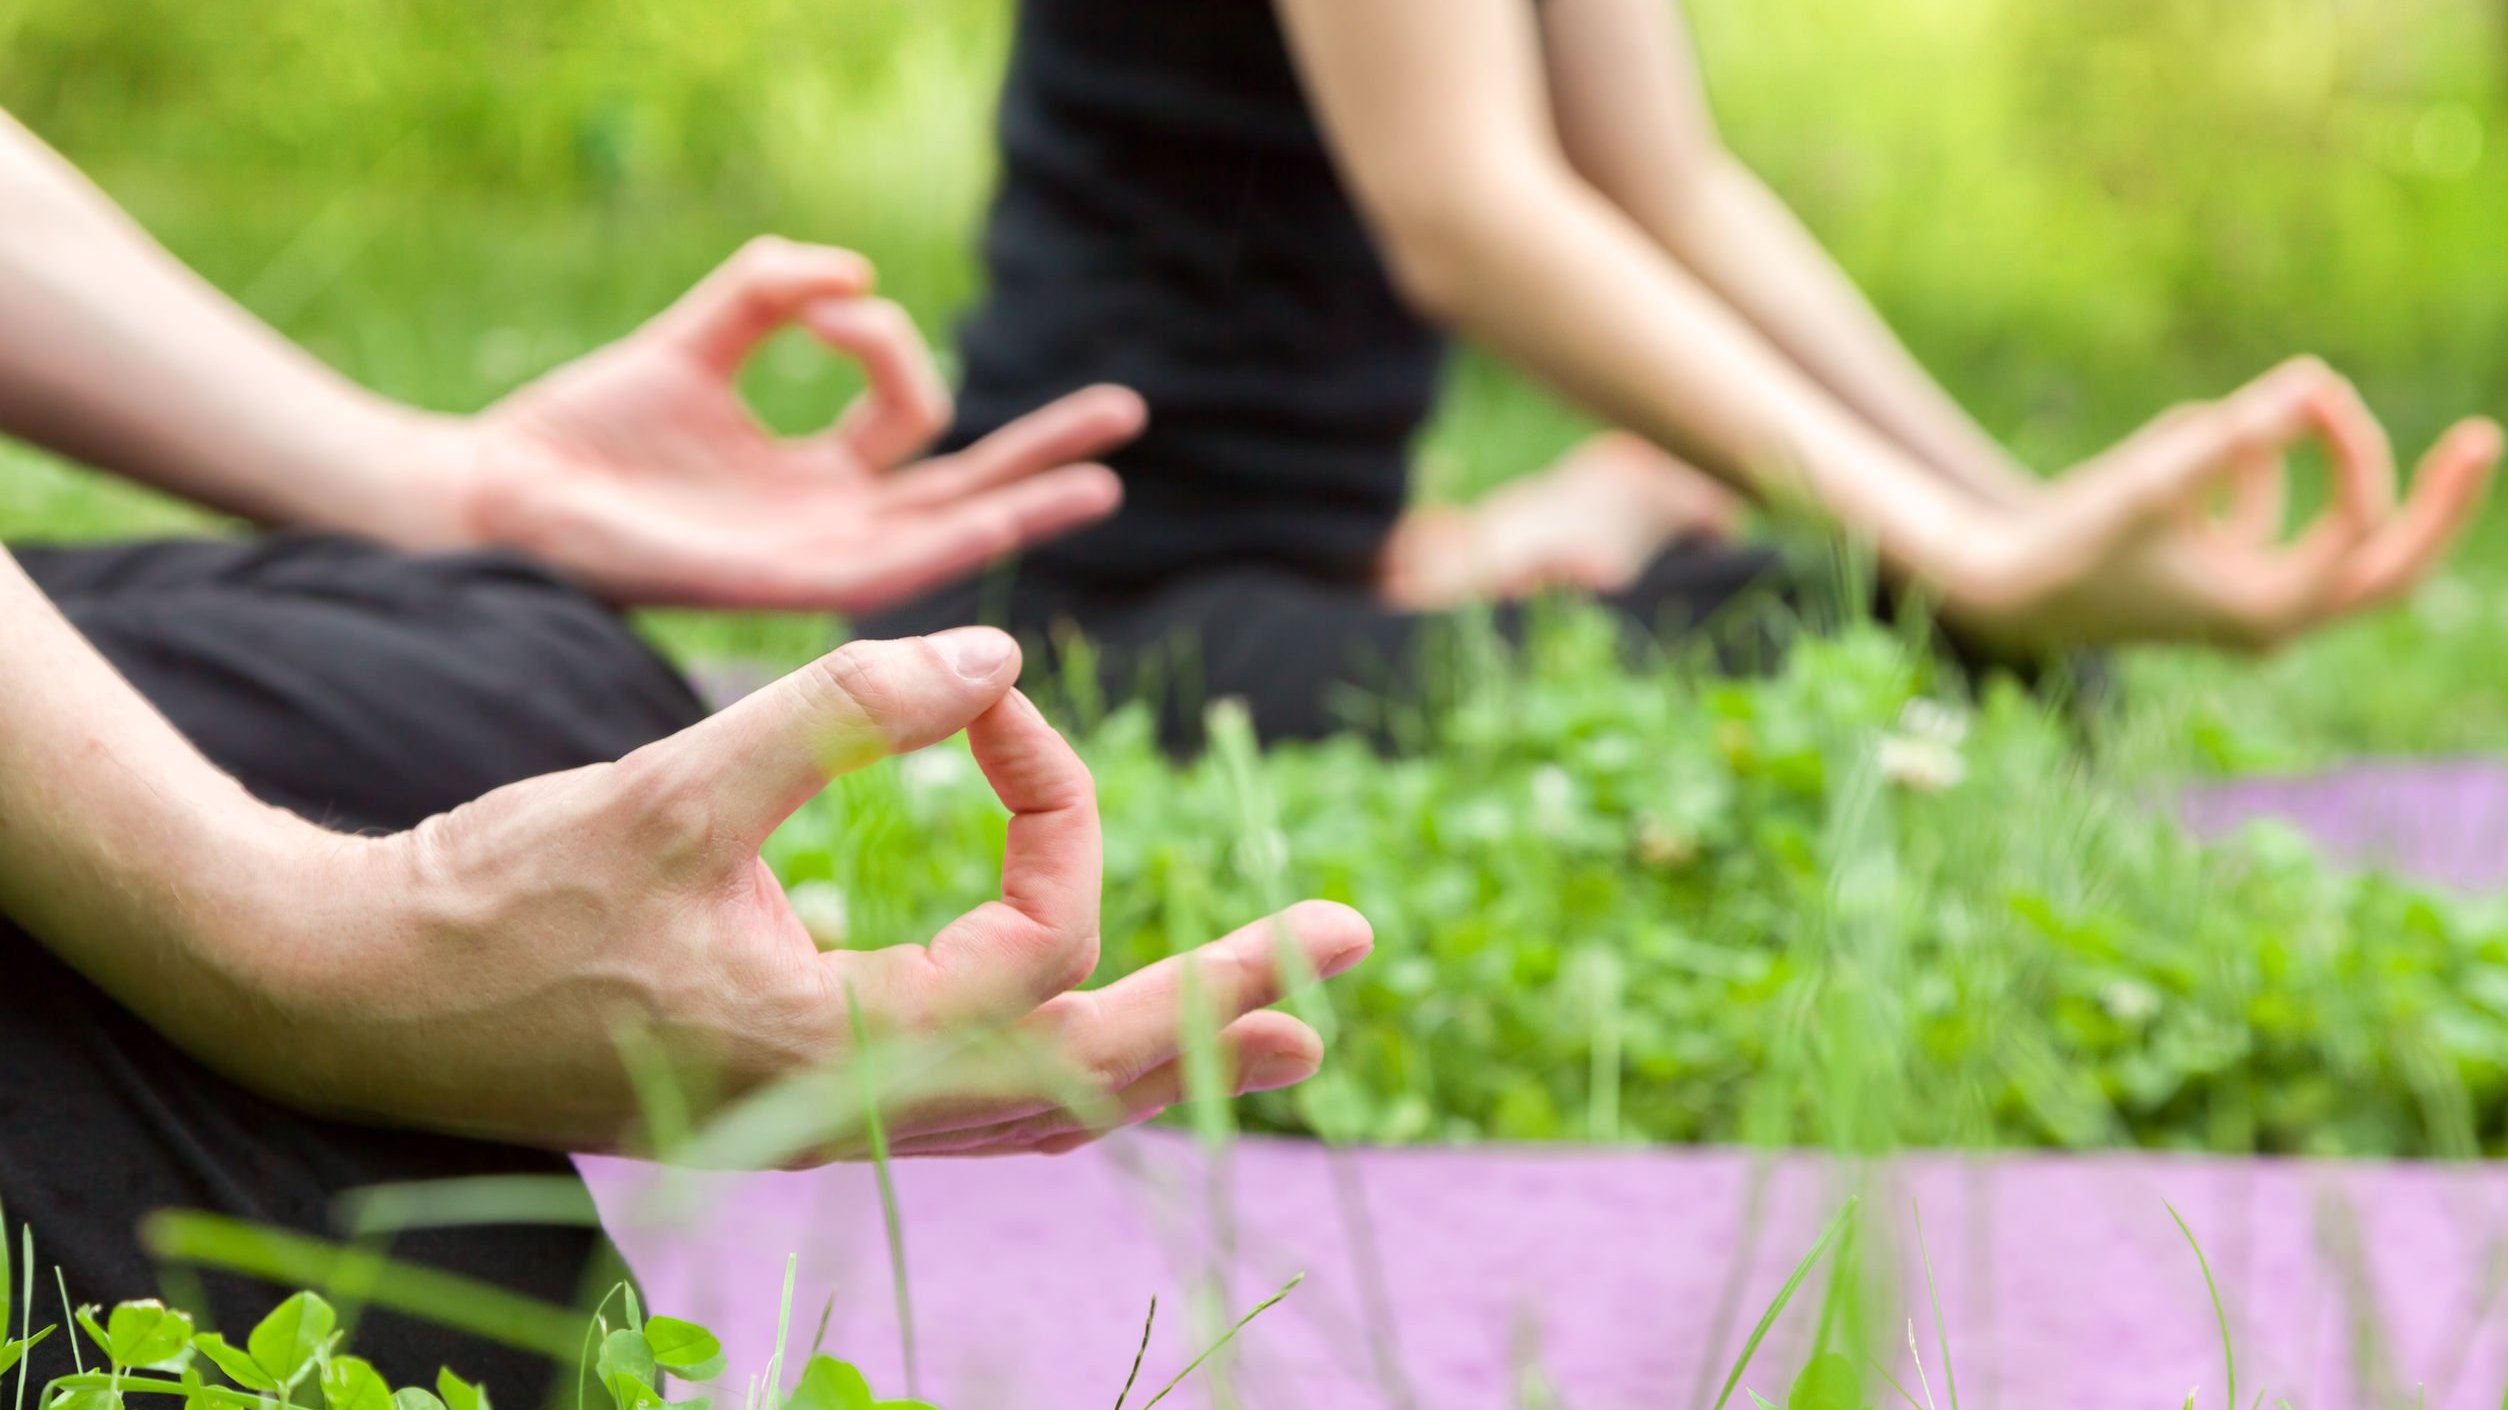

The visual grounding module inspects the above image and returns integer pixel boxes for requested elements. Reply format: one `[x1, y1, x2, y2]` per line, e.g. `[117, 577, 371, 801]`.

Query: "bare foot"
[1381, 433, 1744, 610]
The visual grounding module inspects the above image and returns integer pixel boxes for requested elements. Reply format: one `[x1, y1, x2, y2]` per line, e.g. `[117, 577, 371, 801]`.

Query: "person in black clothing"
[864, 0, 2501, 745]
[0, 107, 1370, 1399]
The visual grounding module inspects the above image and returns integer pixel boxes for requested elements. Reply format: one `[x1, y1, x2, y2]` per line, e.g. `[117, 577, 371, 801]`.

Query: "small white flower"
[1878, 734, 1965, 793]
[900, 747, 975, 798]
[1531, 764, 1576, 833]
[2101, 979, 2161, 1025]
[788, 880, 849, 949]
[1897, 697, 1970, 747]
[1879, 698, 1969, 792]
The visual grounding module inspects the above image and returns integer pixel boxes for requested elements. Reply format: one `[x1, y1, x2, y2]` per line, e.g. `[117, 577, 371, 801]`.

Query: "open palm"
[450, 237, 1139, 612]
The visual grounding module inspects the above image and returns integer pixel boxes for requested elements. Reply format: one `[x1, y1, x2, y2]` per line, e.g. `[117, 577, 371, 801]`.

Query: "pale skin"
[1331, 0, 2501, 652]
[0, 108, 1371, 1159]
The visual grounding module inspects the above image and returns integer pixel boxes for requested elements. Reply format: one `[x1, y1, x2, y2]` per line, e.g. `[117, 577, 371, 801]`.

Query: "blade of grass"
[1327, 1151, 1421, 1410]
[51, 1270, 77, 1375]
[1913, 1201, 1960, 1410]
[141, 1211, 580, 1359]
[1110, 1296, 1155, 1410]
[12, 1221, 31, 1410]
[1868, 1355, 1923, 1410]
[804, 1291, 836, 1365]
[578, 1281, 631, 1410]
[2165, 1202, 2235, 1410]
[1138, 1273, 1302, 1410]
[1709, 1198, 1860, 1410]
[761, 1254, 795, 1410]
[1907, 1322, 1937, 1410]
[339, 1176, 602, 1237]
[844, 985, 918, 1402]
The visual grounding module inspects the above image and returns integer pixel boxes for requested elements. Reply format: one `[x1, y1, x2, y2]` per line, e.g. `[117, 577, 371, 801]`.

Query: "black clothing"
[943, 0, 1442, 591]
[870, 537, 1792, 747]
[0, 534, 707, 1403]
[862, 0, 1797, 742]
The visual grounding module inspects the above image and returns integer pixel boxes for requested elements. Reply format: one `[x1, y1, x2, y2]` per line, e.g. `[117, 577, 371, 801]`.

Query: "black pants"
[0, 535, 706, 1400]
[859, 537, 1794, 749]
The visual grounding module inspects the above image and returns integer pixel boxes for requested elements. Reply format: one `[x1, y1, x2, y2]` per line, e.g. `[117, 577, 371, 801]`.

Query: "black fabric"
[866, 0, 1797, 739]
[863, 0, 2094, 746]
[0, 534, 707, 1404]
[869, 536, 1790, 747]
[946, 0, 1443, 591]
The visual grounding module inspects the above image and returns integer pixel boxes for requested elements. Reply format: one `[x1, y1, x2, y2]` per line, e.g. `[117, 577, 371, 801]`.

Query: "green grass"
[6, 0, 2508, 1165]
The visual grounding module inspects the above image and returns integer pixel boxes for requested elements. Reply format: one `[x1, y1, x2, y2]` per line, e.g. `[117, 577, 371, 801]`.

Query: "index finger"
[880, 690, 1104, 1025]
[2331, 417, 2502, 613]
[800, 297, 954, 472]
[2301, 362, 2396, 528]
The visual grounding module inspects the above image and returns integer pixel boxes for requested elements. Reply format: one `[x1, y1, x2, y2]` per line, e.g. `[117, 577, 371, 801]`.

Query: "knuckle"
[1018, 927, 1101, 1007]
[609, 745, 727, 857]
[1046, 929, 1102, 995]
[730, 234, 795, 280]
[809, 642, 907, 738]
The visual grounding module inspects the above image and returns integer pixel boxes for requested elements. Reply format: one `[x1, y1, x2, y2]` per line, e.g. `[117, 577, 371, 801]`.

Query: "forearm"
[1636, 155, 2037, 507]
[0, 548, 349, 1097]
[1397, 165, 1989, 583]
[0, 110, 464, 543]
[1533, 0, 2031, 508]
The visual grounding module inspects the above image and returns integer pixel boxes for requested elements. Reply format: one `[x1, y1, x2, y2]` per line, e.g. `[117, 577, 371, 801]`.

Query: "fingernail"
[1245, 1055, 1315, 1092]
[1319, 935, 1373, 979]
[933, 627, 1015, 682]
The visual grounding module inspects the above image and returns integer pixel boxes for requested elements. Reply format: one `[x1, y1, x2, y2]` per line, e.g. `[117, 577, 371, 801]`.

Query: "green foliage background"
[6, 0, 2508, 1156]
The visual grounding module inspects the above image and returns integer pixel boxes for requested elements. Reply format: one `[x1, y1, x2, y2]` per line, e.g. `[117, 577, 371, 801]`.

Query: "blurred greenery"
[6, 0, 2508, 1157]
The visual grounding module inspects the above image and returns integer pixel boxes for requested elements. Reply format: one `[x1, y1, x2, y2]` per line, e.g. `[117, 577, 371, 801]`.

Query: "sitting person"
[0, 108, 1371, 1396]
[862, 0, 2502, 745]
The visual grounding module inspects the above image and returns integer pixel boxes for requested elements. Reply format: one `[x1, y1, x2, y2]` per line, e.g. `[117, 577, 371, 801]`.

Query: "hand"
[229, 629, 1369, 1158]
[1935, 358, 2500, 653]
[433, 237, 1141, 612]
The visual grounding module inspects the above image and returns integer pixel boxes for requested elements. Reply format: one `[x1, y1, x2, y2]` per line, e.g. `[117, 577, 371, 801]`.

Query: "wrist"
[342, 403, 486, 552]
[151, 789, 371, 1019]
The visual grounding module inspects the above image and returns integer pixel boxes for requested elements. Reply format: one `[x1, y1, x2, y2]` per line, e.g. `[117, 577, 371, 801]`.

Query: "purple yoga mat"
[575, 761, 2508, 1408]
[582, 1138, 2508, 1409]
[2180, 758, 2508, 894]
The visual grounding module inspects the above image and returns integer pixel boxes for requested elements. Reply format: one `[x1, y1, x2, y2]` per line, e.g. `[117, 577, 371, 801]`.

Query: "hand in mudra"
[263, 628, 1367, 1161]
[1940, 358, 2499, 653]
[436, 237, 1141, 612]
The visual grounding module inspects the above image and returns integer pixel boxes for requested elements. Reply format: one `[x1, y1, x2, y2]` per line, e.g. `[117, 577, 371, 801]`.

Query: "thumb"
[652, 628, 1021, 848]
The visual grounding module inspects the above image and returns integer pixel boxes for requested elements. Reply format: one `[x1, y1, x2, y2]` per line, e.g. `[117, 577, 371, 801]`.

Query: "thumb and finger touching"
[647, 237, 876, 377]
[637, 238, 958, 473]
[798, 297, 954, 472]
[2022, 360, 2395, 627]
[880, 688, 1107, 1027]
